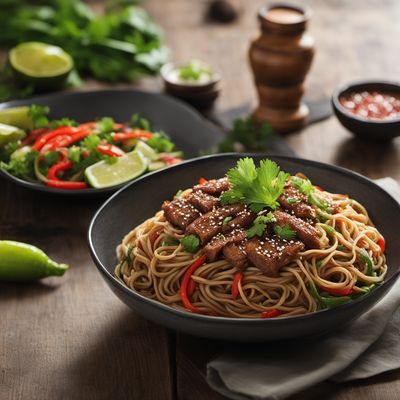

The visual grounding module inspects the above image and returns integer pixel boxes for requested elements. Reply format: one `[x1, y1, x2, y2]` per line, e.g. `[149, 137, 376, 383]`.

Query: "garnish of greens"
[177, 60, 213, 82]
[274, 225, 296, 241]
[0, 0, 167, 101]
[0, 104, 182, 190]
[220, 158, 289, 212]
[216, 117, 274, 153]
[181, 234, 200, 253]
[246, 212, 275, 239]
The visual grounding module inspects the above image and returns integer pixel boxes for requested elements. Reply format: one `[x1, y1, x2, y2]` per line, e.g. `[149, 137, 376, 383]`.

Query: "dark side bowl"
[332, 80, 400, 141]
[88, 154, 400, 342]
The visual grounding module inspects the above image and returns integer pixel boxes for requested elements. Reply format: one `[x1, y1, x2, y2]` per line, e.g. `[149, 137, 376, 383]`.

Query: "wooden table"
[1, 1, 400, 399]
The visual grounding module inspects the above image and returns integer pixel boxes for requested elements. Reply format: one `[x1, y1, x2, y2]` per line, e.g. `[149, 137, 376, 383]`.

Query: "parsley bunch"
[221, 158, 290, 212]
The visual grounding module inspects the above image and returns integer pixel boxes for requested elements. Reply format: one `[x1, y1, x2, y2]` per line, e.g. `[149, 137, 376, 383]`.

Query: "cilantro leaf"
[181, 234, 200, 253]
[97, 117, 115, 134]
[147, 133, 174, 152]
[28, 104, 49, 128]
[82, 134, 101, 150]
[286, 197, 300, 205]
[43, 151, 60, 166]
[162, 236, 180, 246]
[222, 216, 232, 225]
[221, 158, 289, 212]
[274, 224, 296, 240]
[130, 113, 151, 130]
[49, 118, 77, 129]
[292, 176, 314, 196]
[246, 212, 275, 239]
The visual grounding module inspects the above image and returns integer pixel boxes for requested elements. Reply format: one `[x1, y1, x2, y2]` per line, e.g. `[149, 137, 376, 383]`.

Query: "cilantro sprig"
[246, 212, 275, 239]
[274, 225, 296, 241]
[220, 158, 289, 213]
[181, 234, 200, 253]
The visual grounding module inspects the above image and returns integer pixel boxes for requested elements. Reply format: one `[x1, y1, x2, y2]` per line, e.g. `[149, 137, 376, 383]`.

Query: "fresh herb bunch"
[221, 157, 289, 212]
[217, 117, 274, 152]
[0, 0, 167, 91]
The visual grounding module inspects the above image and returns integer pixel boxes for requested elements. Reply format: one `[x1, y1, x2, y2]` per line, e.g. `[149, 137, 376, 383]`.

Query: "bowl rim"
[332, 79, 400, 125]
[258, 2, 313, 25]
[88, 153, 400, 325]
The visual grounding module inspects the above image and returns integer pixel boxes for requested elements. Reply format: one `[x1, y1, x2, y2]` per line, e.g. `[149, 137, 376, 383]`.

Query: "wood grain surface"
[1, 1, 399, 399]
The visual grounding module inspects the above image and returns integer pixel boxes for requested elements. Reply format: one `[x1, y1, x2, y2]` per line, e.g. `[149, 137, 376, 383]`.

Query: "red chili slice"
[97, 144, 126, 157]
[261, 309, 284, 318]
[377, 237, 385, 253]
[231, 271, 243, 300]
[320, 286, 354, 296]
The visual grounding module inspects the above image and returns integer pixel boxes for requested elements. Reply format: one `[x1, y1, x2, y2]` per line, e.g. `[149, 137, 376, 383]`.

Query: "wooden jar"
[249, 3, 315, 132]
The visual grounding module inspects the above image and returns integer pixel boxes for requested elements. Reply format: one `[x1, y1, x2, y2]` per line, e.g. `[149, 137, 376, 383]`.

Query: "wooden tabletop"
[1, 1, 399, 399]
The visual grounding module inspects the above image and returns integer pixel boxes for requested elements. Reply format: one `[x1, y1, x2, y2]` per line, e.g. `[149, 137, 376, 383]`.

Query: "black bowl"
[88, 154, 400, 342]
[0, 89, 225, 196]
[332, 80, 400, 141]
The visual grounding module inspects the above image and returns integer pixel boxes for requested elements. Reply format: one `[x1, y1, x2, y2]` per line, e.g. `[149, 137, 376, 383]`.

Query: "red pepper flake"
[261, 309, 284, 319]
[179, 255, 206, 313]
[231, 271, 243, 300]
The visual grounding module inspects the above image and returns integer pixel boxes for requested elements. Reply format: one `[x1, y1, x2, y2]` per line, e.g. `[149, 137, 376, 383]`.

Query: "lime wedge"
[133, 140, 158, 161]
[9, 42, 73, 89]
[0, 107, 33, 129]
[85, 151, 148, 189]
[0, 123, 26, 146]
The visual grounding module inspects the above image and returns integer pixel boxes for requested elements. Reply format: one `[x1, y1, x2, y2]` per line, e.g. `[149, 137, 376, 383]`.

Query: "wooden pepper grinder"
[249, 3, 315, 132]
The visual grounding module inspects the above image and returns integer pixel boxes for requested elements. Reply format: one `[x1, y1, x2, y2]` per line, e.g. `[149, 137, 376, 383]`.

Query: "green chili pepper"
[359, 250, 374, 276]
[308, 280, 353, 309]
[0, 240, 69, 282]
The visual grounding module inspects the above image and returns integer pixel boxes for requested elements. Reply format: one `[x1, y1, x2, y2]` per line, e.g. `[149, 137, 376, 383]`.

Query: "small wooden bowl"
[161, 62, 221, 109]
[332, 80, 400, 141]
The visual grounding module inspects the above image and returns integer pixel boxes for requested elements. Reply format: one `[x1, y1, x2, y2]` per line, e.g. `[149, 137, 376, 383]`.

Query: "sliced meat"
[187, 190, 220, 213]
[278, 185, 316, 220]
[162, 198, 200, 230]
[193, 177, 230, 196]
[273, 210, 321, 249]
[223, 242, 247, 269]
[204, 230, 246, 262]
[245, 236, 304, 277]
[186, 203, 245, 244]
[222, 207, 256, 233]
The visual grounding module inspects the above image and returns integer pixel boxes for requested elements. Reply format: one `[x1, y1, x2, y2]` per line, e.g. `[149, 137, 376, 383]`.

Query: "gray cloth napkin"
[207, 178, 400, 400]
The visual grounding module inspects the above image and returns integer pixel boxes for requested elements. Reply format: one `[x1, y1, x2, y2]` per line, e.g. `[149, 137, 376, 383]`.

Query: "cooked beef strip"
[278, 185, 316, 220]
[223, 242, 247, 269]
[187, 190, 220, 213]
[186, 203, 245, 244]
[245, 236, 304, 277]
[273, 210, 321, 249]
[193, 177, 230, 196]
[204, 230, 246, 262]
[162, 198, 200, 230]
[222, 207, 256, 233]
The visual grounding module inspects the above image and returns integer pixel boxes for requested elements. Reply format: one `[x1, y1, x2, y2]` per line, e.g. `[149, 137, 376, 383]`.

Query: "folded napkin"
[207, 177, 400, 400]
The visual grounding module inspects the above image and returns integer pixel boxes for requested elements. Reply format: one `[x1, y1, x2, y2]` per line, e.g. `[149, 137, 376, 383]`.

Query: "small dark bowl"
[88, 154, 400, 342]
[161, 62, 221, 109]
[332, 80, 400, 141]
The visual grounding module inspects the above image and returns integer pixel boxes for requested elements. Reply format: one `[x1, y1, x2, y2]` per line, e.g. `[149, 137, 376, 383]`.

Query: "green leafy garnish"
[222, 216, 232, 225]
[216, 117, 274, 152]
[130, 113, 151, 131]
[220, 158, 289, 212]
[82, 134, 101, 150]
[174, 189, 183, 199]
[97, 117, 115, 134]
[308, 193, 332, 213]
[147, 133, 174, 153]
[49, 118, 77, 129]
[286, 197, 300, 205]
[274, 224, 295, 241]
[43, 151, 60, 167]
[337, 245, 346, 252]
[177, 60, 213, 81]
[180, 234, 200, 253]
[68, 146, 81, 164]
[246, 212, 275, 239]
[292, 176, 314, 196]
[0, 150, 38, 178]
[28, 105, 49, 128]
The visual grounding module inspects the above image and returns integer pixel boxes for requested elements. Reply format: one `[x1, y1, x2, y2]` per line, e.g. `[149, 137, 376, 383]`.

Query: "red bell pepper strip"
[50, 130, 91, 149]
[46, 180, 88, 190]
[320, 286, 354, 296]
[261, 309, 284, 318]
[47, 159, 73, 180]
[112, 129, 153, 141]
[97, 144, 125, 157]
[150, 230, 161, 245]
[377, 237, 385, 253]
[231, 271, 243, 299]
[187, 279, 196, 296]
[33, 126, 75, 151]
[22, 128, 48, 146]
[199, 177, 208, 185]
[179, 255, 206, 313]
